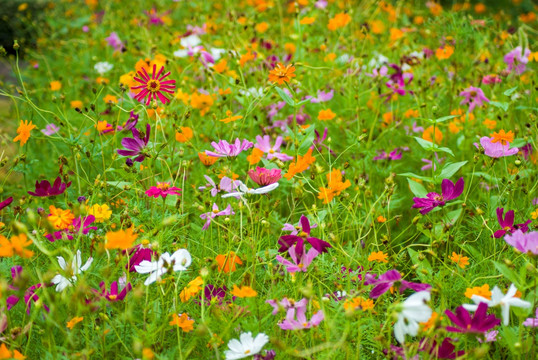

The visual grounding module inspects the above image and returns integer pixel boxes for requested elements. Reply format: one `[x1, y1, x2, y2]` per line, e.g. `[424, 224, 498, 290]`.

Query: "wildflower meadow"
[1, 0, 538, 359]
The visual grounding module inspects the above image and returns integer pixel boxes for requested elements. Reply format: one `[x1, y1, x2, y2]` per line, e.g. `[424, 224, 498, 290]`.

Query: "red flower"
[132, 64, 176, 105]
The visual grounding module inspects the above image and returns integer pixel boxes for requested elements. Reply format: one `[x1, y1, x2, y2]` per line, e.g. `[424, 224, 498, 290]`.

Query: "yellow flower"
[67, 316, 84, 329]
[13, 120, 36, 146]
[180, 276, 204, 302]
[105, 227, 138, 250]
[50, 81, 62, 91]
[88, 204, 112, 223]
[48, 205, 75, 230]
[343, 297, 374, 311]
[449, 252, 469, 269]
[531, 209, 538, 220]
[368, 251, 388, 263]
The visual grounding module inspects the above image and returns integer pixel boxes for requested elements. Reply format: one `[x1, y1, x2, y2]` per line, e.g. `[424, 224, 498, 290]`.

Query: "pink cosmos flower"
[266, 298, 308, 315]
[373, 148, 402, 161]
[492, 208, 531, 238]
[105, 32, 124, 52]
[504, 230, 538, 256]
[7, 266, 50, 314]
[445, 302, 501, 334]
[41, 123, 60, 136]
[459, 86, 489, 112]
[117, 124, 151, 163]
[248, 167, 282, 186]
[278, 215, 331, 258]
[482, 74, 502, 85]
[279, 302, 324, 330]
[46, 215, 97, 242]
[276, 245, 319, 273]
[145, 182, 181, 199]
[523, 308, 538, 327]
[421, 153, 444, 171]
[479, 136, 518, 158]
[504, 46, 531, 75]
[412, 177, 464, 214]
[306, 89, 334, 103]
[205, 138, 253, 158]
[200, 204, 235, 230]
[364, 269, 431, 298]
[132, 65, 176, 105]
[254, 135, 293, 161]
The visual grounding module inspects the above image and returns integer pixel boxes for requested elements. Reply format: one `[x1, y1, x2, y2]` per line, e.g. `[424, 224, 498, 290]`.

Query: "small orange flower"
[175, 127, 193, 143]
[268, 63, 296, 85]
[231, 285, 257, 298]
[48, 205, 75, 230]
[421, 312, 442, 331]
[70, 100, 83, 109]
[190, 92, 214, 115]
[449, 252, 469, 269]
[198, 152, 219, 166]
[67, 316, 83, 329]
[247, 148, 264, 165]
[465, 284, 491, 300]
[422, 126, 443, 143]
[344, 297, 374, 311]
[284, 148, 316, 180]
[215, 252, 243, 273]
[105, 227, 138, 250]
[300, 17, 316, 25]
[0, 343, 25, 359]
[490, 130, 514, 146]
[13, 120, 36, 146]
[169, 313, 194, 332]
[220, 110, 243, 124]
[0, 234, 34, 258]
[50, 81, 62, 91]
[180, 276, 204, 302]
[103, 94, 118, 104]
[435, 46, 454, 60]
[255, 22, 269, 33]
[368, 251, 388, 263]
[327, 13, 351, 31]
[317, 109, 336, 121]
[317, 168, 350, 204]
[377, 216, 387, 223]
[96, 121, 113, 133]
[483, 118, 496, 130]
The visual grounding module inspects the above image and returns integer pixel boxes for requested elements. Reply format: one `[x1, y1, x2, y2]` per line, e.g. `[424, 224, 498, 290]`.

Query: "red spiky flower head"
[132, 64, 176, 105]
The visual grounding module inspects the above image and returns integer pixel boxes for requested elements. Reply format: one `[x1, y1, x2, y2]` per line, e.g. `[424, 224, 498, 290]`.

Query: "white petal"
[80, 257, 93, 272]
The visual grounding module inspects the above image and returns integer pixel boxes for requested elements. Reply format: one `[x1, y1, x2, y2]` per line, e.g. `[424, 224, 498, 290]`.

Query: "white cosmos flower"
[463, 284, 531, 325]
[94, 61, 113, 75]
[180, 34, 201, 48]
[224, 332, 269, 360]
[393, 291, 432, 344]
[239, 87, 264, 98]
[221, 181, 279, 198]
[135, 249, 192, 286]
[51, 250, 93, 292]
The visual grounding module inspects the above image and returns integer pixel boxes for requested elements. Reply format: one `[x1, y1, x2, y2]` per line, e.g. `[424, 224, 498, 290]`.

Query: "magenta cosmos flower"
[445, 302, 500, 334]
[278, 215, 331, 258]
[93, 281, 132, 302]
[0, 197, 13, 211]
[412, 177, 464, 215]
[145, 182, 181, 199]
[492, 208, 531, 238]
[276, 245, 319, 273]
[132, 64, 176, 105]
[205, 138, 253, 158]
[7, 266, 50, 314]
[479, 136, 519, 158]
[504, 46, 531, 75]
[504, 230, 538, 256]
[117, 124, 150, 162]
[254, 135, 293, 161]
[46, 215, 97, 242]
[248, 167, 282, 186]
[28, 176, 71, 197]
[459, 86, 489, 112]
[364, 269, 431, 299]
[125, 241, 155, 272]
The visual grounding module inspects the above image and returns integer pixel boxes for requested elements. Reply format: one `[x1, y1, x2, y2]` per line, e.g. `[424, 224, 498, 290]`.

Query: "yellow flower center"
[244, 350, 251, 354]
[146, 79, 161, 93]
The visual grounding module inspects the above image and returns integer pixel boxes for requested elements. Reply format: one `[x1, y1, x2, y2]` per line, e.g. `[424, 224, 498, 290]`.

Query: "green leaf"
[274, 87, 295, 107]
[430, 115, 458, 123]
[398, 172, 434, 183]
[439, 161, 467, 179]
[493, 261, 522, 288]
[407, 178, 428, 198]
[489, 101, 509, 112]
[503, 86, 518, 96]
[413, 137, 454, 157]
[106, 181, 132, 190]
[298, 125, 316, 153]
[509, 138, 526, 149]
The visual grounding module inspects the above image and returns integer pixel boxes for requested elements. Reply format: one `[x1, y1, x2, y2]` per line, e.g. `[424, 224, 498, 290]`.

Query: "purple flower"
[421, 153, 444, 171]
[364, 269, 431, 298]
[28, 176, 71, 197]
[519, 143, 533, 160]
[93, 281, 132, 302]
[373, 148, 402, 161]
[117, 124, 151, 162]
[478, 330, 499, 343]
[254, 350, 276, 360]
[278, 300, 324, 330]
[125, 243, 155, 272]
[459, 86, 489, 112]
[203, 284, 227, 305]
[412, 177, 464, 215]
[254, 135, 293, 161]
[479, 136, 519, 158]
[523, 308, 538, 327]
[365, 66, 388, 78]
[278, 215, 331, 258]
[276, 245, 319, 273]
[504, 46, 531, 75]
[307, 89, 334, 103]
[0, 197, 13, 211]
[200, 204, 234, 230]
[205, 138, 253, 158]
[45, 215, 97, 242]
[504, 230, 538, 256]
[423, 338, 465, 359]
[492, 208, 531, 238]
[7, 266, 50, 314]
[385, 64, 413, 97]
[445, 302, 500, 334]
[41, 123, 60, 136]
[105, 32, 124, 52]
[266, 297, 308, 316]
[310, 128, 335, 155]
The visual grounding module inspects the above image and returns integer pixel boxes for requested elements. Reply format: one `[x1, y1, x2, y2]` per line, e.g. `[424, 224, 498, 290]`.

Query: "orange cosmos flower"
[198, 152, 219, 166]
[215, 251, 243, 273]
[0, 234, 34, 258]
[436, 46, 454, 60]
[105, 227, 138, 250]
[13, 120, 36, 146]
[0, 343, 25, 359]
[231, 285, 257, 298]
[67, 316, 84, 329]
[247, 148, 264, 165]
[268, 63, 296, 85]
[284, 148, 316, 180]
[48, 205, 75, 230]
[169, 313, 194, 332]
[180, 276, 204, 302]
[422, 126, 443, 143]
[368, 251, 388, 263]
[449, 252, 469, 269]
[318, 109, 336, 121]
[318, 168, 351, 204]
[490, 130, 514, 146]
[327, 13, 351, 31]
[175, 127, 193, 143]
[50, 81, 62, 91]
[465, 284, 492, 300]
[220, 110, 243, 124]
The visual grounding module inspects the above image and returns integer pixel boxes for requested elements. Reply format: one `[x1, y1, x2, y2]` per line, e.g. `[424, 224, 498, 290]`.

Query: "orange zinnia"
[268, 63, 296, 85]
